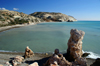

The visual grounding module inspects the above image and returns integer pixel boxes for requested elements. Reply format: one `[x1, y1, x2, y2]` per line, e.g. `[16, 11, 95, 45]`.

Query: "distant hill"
[0, 10, 77, 27]
[0, 10, 44, 26]
[30, 12, 77, 22]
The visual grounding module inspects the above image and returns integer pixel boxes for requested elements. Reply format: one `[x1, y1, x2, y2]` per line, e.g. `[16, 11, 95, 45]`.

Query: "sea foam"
[83, 50, 100, 59]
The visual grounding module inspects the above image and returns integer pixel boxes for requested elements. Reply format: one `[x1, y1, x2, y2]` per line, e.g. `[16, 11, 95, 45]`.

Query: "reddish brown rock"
[24, 46, 34, 59]
[44, 49, 72, 66]
[28, 62, 39, 66]
[66, 29, 85, 61]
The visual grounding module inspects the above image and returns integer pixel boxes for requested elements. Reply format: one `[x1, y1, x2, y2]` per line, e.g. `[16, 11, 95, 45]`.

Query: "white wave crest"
[83, 50, 100, 59]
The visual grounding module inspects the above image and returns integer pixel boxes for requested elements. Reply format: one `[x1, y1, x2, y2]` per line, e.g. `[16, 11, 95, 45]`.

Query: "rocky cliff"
[0, 10, 77, 27]
[0, 10, 44, 26]
[30, 12, 77, 22]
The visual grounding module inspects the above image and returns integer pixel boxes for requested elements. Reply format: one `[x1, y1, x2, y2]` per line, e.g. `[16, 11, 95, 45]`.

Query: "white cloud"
[2, 8, 7, 10]
[13, 8, 19, 10]
[0, 8, 8, 10]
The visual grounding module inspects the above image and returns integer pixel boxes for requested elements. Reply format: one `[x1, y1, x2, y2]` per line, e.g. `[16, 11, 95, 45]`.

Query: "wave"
[83, 50, 100, 59]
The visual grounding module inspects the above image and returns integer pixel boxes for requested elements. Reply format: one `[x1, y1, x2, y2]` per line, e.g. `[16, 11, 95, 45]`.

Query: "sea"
[0, 21, 100, 59]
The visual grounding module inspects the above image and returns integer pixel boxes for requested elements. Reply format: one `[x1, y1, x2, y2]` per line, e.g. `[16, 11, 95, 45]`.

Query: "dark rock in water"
[90, 58, 100, 66]
[67, 20, 73, 22]
[82, 53, 90, 57]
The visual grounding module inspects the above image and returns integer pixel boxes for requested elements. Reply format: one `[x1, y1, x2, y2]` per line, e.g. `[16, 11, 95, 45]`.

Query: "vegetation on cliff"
[30, 12, 77, 22]
[0, 10, 77, 27]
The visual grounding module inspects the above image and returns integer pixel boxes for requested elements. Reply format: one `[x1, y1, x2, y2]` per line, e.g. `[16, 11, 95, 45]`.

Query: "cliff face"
[0, 10, 44, 26]
[0, 10, 77, 26]
[30, 12, 77, 22]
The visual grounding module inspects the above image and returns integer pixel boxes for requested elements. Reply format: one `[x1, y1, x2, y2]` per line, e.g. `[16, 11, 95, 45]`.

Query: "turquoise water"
[0, 21, 100, 57]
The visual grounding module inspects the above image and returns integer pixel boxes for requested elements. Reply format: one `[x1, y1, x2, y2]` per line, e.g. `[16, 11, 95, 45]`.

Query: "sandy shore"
[0, 23, 35, 32]
[0, 52, 96, 66]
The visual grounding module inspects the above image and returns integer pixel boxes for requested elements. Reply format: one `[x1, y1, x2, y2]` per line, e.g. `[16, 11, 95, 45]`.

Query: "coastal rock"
[0, 64, 3, 66]
[24, 46, 34, 59]
[54, 49, 59, 55]
[6, 61, 12, 66]
[66, 29, 85, 61]
[74, 56, 87, 65]
[30, 12, 77, 22]
[82, 53, 90, 57]
[67, 20, 73, 22]
[44, 49, 72, 66]
[90, 58, 100, 66]
[0, 10, 44, 26]
[12, 56, 24, 66]
[28, 62, 39, 66]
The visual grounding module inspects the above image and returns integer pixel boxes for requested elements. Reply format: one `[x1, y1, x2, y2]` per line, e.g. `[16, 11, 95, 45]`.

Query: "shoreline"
[0, 23, 36, 33]
[0, 52, 96, 66]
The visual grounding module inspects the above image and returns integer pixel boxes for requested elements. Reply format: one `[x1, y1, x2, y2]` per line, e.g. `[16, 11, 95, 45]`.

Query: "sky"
[0, 0, 100, 20]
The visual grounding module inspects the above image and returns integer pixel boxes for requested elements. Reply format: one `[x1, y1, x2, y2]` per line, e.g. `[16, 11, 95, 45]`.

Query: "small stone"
[45, 53, 48, 55]
[28, 62, 39, 66]
[54, 49, 59, 55]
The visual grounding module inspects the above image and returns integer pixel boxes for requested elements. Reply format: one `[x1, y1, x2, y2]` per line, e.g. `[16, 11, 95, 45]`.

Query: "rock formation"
[66, 29, 85, 61]
[0, 10, 44, 26]
[44, 49, 72, 66]
[0, 10, 77, 26]
[12, 56, 24, 66]
[30, 12, 77, 22]
[24, 46, 34, 59]
[28, 62, 39, 66]
[90, 58, 100, 66]
[0, 64, 3, 66]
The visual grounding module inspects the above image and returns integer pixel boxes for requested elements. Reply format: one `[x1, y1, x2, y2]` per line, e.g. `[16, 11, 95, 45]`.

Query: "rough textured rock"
[66, 29, 85, 61]
[6, 61, 12, 66]
[54, 49, 59, 55]
[28, 62, 39, 66]
[0, 10, 44, 26]
[0, 64, 3, 66]
[90, 58, 100, 66]
[12, 56, 24, 66]
[82, 53, 90, 57]
[24, 46, 34, 59]
[44, 49, 72, 66]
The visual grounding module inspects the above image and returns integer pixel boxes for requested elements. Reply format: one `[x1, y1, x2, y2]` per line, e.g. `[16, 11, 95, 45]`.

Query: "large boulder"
[44, 49, 72, 66]
[90, 58, 100, 66]
[28, 62, 39, 66]
[12, 56, 24, 66]
[66, 29, 85, 61]
[24, 46, 34, 59]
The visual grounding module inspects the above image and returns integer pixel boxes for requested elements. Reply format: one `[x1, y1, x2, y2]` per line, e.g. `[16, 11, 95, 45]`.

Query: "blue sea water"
[0, 21, 100, 59]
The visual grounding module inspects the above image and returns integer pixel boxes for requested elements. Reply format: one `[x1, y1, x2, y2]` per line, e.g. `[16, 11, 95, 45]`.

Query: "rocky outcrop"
[44, 49, 72, 66]
[0, 10, 44, 26]
[44, 29, 87, 66]
[0, 10, 77, 26]
[90, 58, 100, 66]
[24, 46, 34, 59]
[30, 12, 77, 22]
[66, 29, 85, 61]
[0, 64, 3, 66]
[12, 56, 24, 66]
[28, 62, 39, 66]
